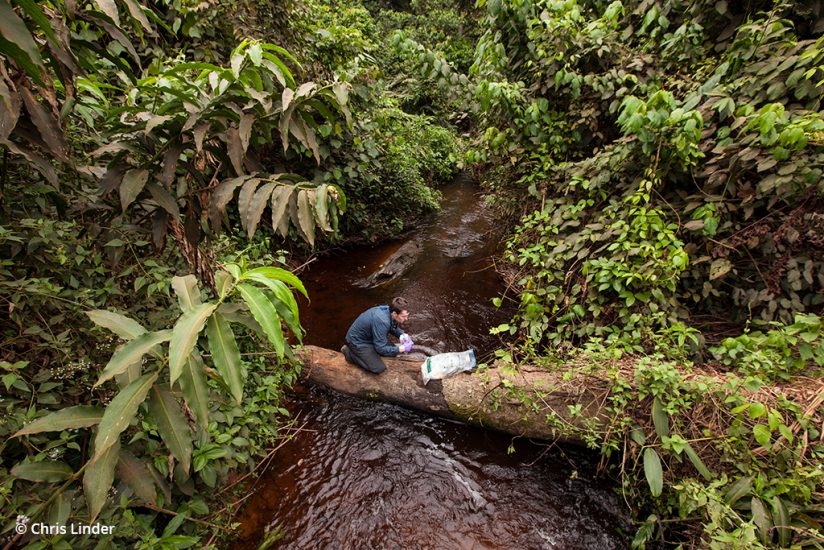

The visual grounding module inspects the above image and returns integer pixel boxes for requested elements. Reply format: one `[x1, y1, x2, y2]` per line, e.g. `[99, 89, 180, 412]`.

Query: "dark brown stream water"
[233, 177, 630, 549]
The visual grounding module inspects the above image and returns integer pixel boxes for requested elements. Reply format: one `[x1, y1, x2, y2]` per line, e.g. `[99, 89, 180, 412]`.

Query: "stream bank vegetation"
[0, 0, 461, 547]
[452, 0, 823, 547]
[1, 0, 822, 548]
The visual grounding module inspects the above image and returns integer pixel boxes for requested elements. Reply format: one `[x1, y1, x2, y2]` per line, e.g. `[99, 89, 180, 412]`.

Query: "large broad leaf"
[48, 489, 73, 526]
[171, 274, 202, 313]
[242, 274, 301, 339]
[751, 497, 772, 546]
[83, 438, 120, 521]
[206, 313, 244, 404]
[246, 181, 277, 239]
[11, 460, 73, 482]
[239, 113, 254, 153]
[226, 126, 244, 175]
[146, 182, 180, 219]
[0, 76, 21, 141]
[771, 496, 791, 547]
[168, 303, 218, 385]
[120, 168, 149, 212]
[314, 184, 332, 232]
[93, 371, 158, 461]
[177, 352, 210, 430]
[147, 384, 193, 475]
[86, 310, 147, 340]
[94, 330, 171, 387]
[15, 405, 104, 436]
[244, 266, 308, 300]
[120, 0, 153, 34]
[0, 0, 45, 82]
[724, 476, 753, 506]
[236, 283, 285, 357]
[643, 447, 663, 497]
[651, 397, 669, 438]
[117, 450, 156, 505]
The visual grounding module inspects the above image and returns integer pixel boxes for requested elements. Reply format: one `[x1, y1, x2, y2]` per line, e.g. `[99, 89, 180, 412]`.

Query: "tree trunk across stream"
[299, 345, 607, 445]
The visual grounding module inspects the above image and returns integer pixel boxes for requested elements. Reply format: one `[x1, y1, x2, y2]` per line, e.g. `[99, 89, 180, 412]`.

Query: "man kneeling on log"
[341, 297, 413, 374]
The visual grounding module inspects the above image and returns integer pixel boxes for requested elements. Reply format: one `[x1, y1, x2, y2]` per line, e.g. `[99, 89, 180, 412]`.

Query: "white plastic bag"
[421, 349, 476, 385]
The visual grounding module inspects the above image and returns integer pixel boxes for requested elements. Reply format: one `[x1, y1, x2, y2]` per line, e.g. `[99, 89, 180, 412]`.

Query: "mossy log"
[298, 345, 609, 445]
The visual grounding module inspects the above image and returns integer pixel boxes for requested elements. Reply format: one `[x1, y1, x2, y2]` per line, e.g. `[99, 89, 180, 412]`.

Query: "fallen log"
[298, 345, 609, 445]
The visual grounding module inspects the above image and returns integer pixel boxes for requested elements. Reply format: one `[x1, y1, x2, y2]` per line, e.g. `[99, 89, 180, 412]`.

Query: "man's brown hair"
[390, 297, 409, 314]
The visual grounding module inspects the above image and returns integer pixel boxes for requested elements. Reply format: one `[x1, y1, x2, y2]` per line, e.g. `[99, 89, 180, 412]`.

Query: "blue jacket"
[345, 305, 402, 356]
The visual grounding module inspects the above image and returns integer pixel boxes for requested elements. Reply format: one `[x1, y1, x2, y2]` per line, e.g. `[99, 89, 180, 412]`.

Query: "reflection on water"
[233, 176, 630, 549]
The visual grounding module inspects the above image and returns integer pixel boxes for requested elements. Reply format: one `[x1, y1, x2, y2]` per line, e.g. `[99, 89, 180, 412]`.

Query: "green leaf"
[643, 447, 663, 497]
[0, 0, 45, 82]
[771, 496, 791, 547]
[651, 397, 669, 438]
[94, 371, 158, 461]
[205, 313, 244, 405]
[314, 183, 331, 232]
[724, 476, 752, 506]
[48, 489, 73, 526]
[753, 424, 771, 448]
[86, 310, 148, 340]
[751, 497, 772, 546]
[11, 460, 73, 482]
[168, 303, 218, 385]
[84, 438, 120, 521]
[93, 0, 120, 26]
[245, 182, 277, 239]
[120, 0, 153, 34]
[296, 188, 316, 246]
[117, 450, 157, 505]
[15, 405, 104, 436]
[171, 275, 202, 313]
[177, 352, 210, 430]
[120, 168, 149, 212]
[147, 384, 193, 475]
[236, 283, 285, 357]
[683, 442, 712, 480]
[14, 0, 57, 42]
[94, 330, 172, 387]
[269, 184, 294, 238]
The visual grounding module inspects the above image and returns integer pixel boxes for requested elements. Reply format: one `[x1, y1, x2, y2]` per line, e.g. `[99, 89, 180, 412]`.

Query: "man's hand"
[400, 340, 413, 353]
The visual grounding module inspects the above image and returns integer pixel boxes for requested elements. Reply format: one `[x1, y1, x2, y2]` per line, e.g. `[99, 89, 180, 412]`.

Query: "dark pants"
[343, 342, 386, 374]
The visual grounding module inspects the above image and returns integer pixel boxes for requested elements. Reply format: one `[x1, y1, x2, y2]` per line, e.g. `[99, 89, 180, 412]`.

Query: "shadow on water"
[232, 175, 631, 549]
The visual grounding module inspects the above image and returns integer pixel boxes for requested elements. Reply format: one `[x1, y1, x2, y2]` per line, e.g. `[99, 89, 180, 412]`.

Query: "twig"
[139, 503, 231, 533]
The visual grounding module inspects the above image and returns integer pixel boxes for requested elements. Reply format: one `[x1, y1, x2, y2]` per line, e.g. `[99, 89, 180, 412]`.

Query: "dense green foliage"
[1, 0, 822, 547]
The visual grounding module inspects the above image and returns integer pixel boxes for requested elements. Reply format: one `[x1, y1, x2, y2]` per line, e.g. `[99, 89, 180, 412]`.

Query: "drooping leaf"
[643, 447, 663, 497]
[237, 177, 262, 234]
[121, 0, 153, 34]
[226, 125, 244, 175]
[11, 460, 73, 482]
[236, 283, 285, 357]
[86, 310, 147, 340]
[0, 76, 21, 140]
[177, 352, 210, 430]
[120, 168, 149, 212]
[48, 489, 73, 526]
[246, 181, 276, 239]
[299, 189, 317, 246]
[314, 184, 332, 232]
[168, 303, 218, 385]
[205, 313, 244, 404]
[281, 87, 294, 112]
[94, 330, 171, 387]
[269, 184, 294, 238]
[83, 438, 120, 521]
[147, 384, 193, 475]
[146, 182, 180, 218]
[1, 139, 57, 184]
[210, 175, 249, 231]
[93, 371, 158, 461]
[239, 113, 254, 153]
[244, 266, 308, 300]
[19, 86, 69, 162]
[15, 406, 104, 436]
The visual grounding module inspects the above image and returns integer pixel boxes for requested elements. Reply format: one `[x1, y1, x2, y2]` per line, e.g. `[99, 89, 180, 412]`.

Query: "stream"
[233, 176, 631, 549]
